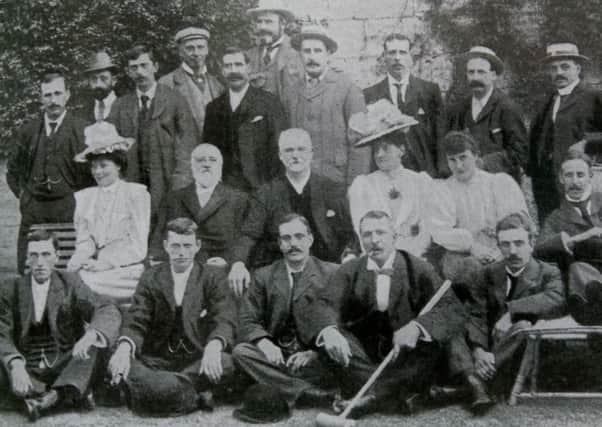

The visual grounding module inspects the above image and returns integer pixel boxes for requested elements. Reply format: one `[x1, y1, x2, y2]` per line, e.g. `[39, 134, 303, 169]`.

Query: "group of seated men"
[2, 0, 602, 423]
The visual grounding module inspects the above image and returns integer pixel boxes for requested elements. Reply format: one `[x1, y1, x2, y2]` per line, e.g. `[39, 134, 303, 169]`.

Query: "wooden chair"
[508, 316, 602, 405]
[27, 223, 76, 271]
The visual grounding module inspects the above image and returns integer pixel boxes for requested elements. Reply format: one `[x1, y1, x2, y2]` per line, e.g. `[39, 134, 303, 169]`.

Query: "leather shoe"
[80, 392, 95, 411]
[24, 390, 59, 422]
[429, 384, 469, 403]
[466, 375, 494, 415]
[296, 387, 338, 408]
[24, 398, 40, 422]
[333, 393, 379, 419]
[197, 391, 214, 412]
[586, 280, 602, 303]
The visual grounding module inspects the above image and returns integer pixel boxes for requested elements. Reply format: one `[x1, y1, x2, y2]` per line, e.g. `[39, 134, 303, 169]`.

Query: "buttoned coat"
[238, 256, 338, 347]
[120, 263, 235, 357]
[150, 182, 249, 263]
[203, 86, 286, 191]
[529, 82, 602, 219]
[364, 75, 444, 177]
[230, 174, 355, 268]
[535, 192, 602, 272]
[307, 251, 465, 344]
[282, 68, 368, 186]
[466, 258, 565, 351]
[6, 113, 93, 199]
[107, 84, 198, 216]
[247, 34, 304, 101]
[159, 66, 224, 139]
[445, 89, 528, 181]
[0, 271, 121, 369]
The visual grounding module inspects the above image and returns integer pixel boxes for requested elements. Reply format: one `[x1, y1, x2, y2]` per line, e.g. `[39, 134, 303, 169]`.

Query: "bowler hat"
[291, 24, 338, 53]
[464, 46, 504, 74]
[541, 42, 590, 63]
[84, 51, 118, 74]
[247, 0, 295, 22]
[349, 99, 418, 147]
[75, 121, 134, 162]
[232, 384, 291, 424]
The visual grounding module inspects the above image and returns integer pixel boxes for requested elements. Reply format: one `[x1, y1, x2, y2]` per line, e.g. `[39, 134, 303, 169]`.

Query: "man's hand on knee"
[108, 341, 133, 385]
[200, 339, 224, 384]
[8, 359, 33, 397]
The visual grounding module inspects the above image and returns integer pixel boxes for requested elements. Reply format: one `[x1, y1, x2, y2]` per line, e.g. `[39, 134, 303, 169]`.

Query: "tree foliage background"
[0, 0, 257, 155]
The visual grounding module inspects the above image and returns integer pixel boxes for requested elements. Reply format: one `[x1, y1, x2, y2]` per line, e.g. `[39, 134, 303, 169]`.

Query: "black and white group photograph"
[0, 0, 601, 425]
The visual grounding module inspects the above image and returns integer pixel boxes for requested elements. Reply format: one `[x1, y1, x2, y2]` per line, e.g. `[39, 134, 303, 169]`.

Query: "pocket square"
[326, 209, 336, 218]
[250, 115, 264, 123]
[491, 127, 502, 134]
[417, 107, 426, 115]
[199, 309, 207, 319]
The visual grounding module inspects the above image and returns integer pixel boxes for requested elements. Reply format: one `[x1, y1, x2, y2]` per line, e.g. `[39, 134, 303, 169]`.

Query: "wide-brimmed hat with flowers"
[75, 121, 134, 162]
[349, 99, 418, 147]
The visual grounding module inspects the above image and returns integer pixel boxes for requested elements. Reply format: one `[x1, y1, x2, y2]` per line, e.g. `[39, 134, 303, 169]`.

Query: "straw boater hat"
[174, 26, 210, 44]
[75, 121, 134, 162]
[541, 42, 590, 63]
[464, 46, 504, 74]
[291, 24, 338, 53]
[246, 0, 295, 22]
[84, 51, 118, 74]
[349, 99, 418, 147]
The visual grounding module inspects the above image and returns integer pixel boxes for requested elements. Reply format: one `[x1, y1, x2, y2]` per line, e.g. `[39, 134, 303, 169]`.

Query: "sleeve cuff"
[561, 232, 574, 255]
[411, 320, 432, 342]
[316, 326, 338, 347]
[210, 336, 227, 351]
[118, 337, 137, 357]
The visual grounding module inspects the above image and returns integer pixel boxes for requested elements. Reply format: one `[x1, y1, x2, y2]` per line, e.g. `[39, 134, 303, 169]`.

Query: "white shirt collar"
[30, 277, 51, 323]
[94, 91, 116, 120]
[44, 110, 67, 136]
[229, 83, 250, 111]
[285, 170, 311, 194]
[566, 185, 593, 204]
[137, 82, 157, 105]
[366, 251, 396, 271]
[182, 62, 207, 77]
[558, 79, 580, 96]
[471, 86, 494, 120]
[505, 265, 526, 278]
[171, 263, 194, 306]
[388, 73, 410, 86]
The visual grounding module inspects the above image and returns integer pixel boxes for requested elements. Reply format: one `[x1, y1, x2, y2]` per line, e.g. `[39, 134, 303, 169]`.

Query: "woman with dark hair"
[67, 121, 150, 303]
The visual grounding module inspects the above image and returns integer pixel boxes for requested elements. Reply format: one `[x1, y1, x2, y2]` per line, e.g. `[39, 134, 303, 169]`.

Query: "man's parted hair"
[359, 210, 392, 231]
[222, 46, 250, 64]
[496, 212, 536, 240]
[165, 217, 198, 237]
[125, 44, 157, 63]
[561, 148, 593, 170]
[442, 130, 480, 156]
[278, 213, 312, 235]
[41, 69, 69, 90]
[383, 33, 412, 52]
[27, 229, 59, 251]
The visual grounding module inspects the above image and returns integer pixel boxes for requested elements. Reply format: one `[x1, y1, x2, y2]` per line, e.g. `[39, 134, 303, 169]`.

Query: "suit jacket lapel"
[293, 257, 318, 302]
[47, 271, 65, 338]
[158, 266, 177, 314]
[403, 76, 420, 113]
[559, 199, 590, 227]
[273, 261, 292, 303]
[151, 85, 167, 120]
[475, 89, 500, 123]
[558, 82, 584, 113]
[492, 263, 509, 308]
[308, 176, 330, 246]
[18, 275, 34, 340]
[512, 259, 541, 299]
[379, 78, 393, 103]
[387, 252, 406, 317]
[197, 183, 228, 223]
[182, 263, 204, 341]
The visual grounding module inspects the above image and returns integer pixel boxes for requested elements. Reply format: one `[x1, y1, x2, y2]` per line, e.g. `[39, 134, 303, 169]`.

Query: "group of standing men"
[2, 0, 602, 422]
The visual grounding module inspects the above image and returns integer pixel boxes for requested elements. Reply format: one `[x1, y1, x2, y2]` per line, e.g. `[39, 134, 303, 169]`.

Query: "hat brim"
[74, 137, 135, 163]
[291, 32, 338, 53]
[232, 408, 291, 424]
[464, 52, 504, 74]
[247, 8, 295, 22]
[354, 119, 419, 147]
[541, 54, 590, 64]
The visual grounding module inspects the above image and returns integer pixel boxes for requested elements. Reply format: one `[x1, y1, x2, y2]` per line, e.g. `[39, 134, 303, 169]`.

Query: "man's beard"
[91, 86, 112, 100]
[195, 170, 220, 188]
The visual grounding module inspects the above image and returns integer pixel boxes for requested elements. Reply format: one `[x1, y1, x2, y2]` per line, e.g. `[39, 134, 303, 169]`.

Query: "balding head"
[191, 143, 223, 188]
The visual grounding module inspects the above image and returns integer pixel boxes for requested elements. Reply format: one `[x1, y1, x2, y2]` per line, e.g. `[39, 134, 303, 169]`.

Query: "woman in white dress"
[68, 122, 150, 304]
[348, 100, 433, 258]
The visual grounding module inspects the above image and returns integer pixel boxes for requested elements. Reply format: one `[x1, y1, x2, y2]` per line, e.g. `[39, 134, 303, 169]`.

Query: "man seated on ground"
[535, 150, 602, 325]
[429, 131, 528, 285]
[228, 128, 355, 298]
[233, 214, 339, 412]
[108, 218, 236, 417]
[150, 144, 249, 266]
[306, 210, 465, 419]
[444, 212, 564, 414]
[0, 230, 121, 421]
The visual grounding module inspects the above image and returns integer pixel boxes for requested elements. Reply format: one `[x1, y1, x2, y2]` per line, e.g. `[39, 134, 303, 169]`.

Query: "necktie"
[506, 273, 519, 300]
[571, 200, 594, 227]
[552, 94, 566, 122]
[394, 83, 405, 108]
[192, 73, 205, 93]
[97, 100, 105, 122]
[307, 77, 319, 88]
[290, 271, 303, 308]
[48, 122, 57, 136]
[140, 95, 150, 119]
[263, 44, 276, 66]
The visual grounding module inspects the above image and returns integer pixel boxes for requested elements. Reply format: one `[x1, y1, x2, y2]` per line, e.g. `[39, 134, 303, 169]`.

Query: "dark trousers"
[0, 348, 99, 408]
[125, 351, 234, 417]
[233, 343, 335, 403]
[17, 192, 76, 273]
[568, 262, 602, 325]
[324, 330, 442, 400]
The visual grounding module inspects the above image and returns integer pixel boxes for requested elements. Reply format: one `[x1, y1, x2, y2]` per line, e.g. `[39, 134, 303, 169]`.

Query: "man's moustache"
[555, 76, 568, 82]
[227, 73, 244, 80]
[286, 247, 302, 254]
[469, 81, 485, 88]
[569, 185, 583, 191]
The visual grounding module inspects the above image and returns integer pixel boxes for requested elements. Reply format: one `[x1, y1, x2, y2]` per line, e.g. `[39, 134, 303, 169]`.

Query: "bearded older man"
[150, 144, 249, 265]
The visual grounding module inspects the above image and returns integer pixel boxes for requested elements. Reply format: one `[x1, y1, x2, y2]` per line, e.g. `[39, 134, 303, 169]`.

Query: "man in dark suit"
[108, 44, 198, 223]
[203, 46, 286, 192]
[233, 214, 339, 410]
[445, 47, 528, 182]
[150, 144, 249, 265]
[529, 43, 602, 222]
[535, 151, 602, 325]
[446, 212, 564, 414]
[227, 128, 356, 298]
[7, 70, 93, 273]
[245, 1, 303, 101]
[76, 50, 120, 123]
[108, 218, 236, 417]
[0, 230, 121, 421]
[307, 210, 465, 419]
[364, 34, 443, 176]
[159, 26, 224, 139]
